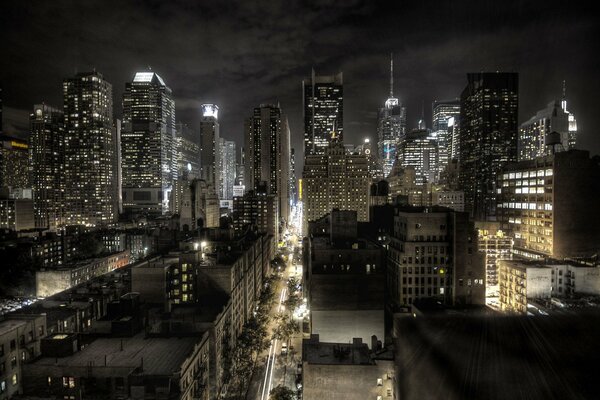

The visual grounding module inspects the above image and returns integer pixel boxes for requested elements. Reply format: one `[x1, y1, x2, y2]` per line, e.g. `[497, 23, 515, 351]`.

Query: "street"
[250, 228, 304, 400]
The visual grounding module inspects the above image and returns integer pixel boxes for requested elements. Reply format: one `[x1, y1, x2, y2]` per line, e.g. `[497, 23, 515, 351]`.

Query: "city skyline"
[1, 1, 599, 172]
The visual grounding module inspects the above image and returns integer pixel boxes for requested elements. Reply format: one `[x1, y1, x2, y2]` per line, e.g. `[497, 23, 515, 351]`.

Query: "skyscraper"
[121, 71, 176, 216]
[518, 100, 569, 161]
[219, 138, 236, 200]
[459, 72, 518, 220]
[303, 70, 343, 157]
[244, 104, 290, 225]
[0, 136, 30, 190]
[63, 71, 117, 226]
[200, 104, 220, 192]
[560, 80, 577, 150]
[398, 129, 439, 185]
[175, 123, 200, 180]
[432, 99, 460, 171]
[30, 104, 64, 229]
[378, 55, 407, 178]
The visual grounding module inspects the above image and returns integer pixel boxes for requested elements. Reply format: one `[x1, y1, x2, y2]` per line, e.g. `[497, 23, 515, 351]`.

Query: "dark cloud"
[1, 0, 598, 171]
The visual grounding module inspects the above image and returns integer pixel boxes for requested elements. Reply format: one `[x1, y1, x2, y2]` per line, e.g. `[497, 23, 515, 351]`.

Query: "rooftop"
[33, 332, 198, 375]
[0, 319, 27, 337]
[303, 335, 373, 366]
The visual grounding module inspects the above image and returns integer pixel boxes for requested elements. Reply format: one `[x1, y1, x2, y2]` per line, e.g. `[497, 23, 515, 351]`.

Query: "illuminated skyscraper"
[30, 104, 64, 229]
[121, 71, 176, 216]
[560, 80, 577, 150]
[303, 70, 343, 156]
[518, 100, 569, 161]
[378, 55, 407, 178]
[200, 104, 220, 192]
[432, 99, 460, 171]
[398, 129, 439, 185]
[459, 72, 518, 220]
[63, 71, 117, 226]
[219, 138, 236, 200]
[244, 104, 290, 226]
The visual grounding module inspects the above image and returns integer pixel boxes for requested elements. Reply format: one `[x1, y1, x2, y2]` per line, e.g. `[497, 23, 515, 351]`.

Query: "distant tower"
[560, 80, 578, 149]
[303, 70, 343, 157]
[200, 104, 220, 192]
[377, 53, 406, 178]
[244, 104, 291, 226]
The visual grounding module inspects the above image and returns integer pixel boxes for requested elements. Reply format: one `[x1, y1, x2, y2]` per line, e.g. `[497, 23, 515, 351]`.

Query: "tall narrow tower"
[63, 71, 117, 226]
[121, 71, 176, 216]
[560, 80, 578, 149]
[377, 53, 406, 178]
[199, 104, 220, 193]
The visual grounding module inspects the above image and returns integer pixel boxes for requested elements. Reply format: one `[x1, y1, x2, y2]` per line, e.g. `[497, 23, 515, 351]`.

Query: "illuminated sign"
[201, 104, 219, 119]
[10, 141, 28, 150]
[298, 179, 303, 200]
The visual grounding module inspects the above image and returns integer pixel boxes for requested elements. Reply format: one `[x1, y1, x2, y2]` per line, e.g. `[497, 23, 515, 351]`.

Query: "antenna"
[390, 53, 394, 98]
[561, 80, 567, 112]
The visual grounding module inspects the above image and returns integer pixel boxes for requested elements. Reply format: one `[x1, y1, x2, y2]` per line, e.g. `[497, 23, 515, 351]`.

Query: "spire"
[390, 53, 394, 98]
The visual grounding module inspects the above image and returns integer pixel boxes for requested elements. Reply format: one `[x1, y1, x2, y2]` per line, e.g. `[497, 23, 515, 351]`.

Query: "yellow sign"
[10, 141, 28, 150]
[298, 179, 303, 200]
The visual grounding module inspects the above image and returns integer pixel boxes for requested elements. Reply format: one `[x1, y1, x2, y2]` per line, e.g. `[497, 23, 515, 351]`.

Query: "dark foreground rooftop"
[394, 311, 600, 400]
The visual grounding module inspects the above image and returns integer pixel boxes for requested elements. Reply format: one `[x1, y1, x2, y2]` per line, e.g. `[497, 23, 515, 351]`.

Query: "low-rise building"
[302, 334, 394, 400]
[36, 250, 130, 297]
[499, 260, 552, 313]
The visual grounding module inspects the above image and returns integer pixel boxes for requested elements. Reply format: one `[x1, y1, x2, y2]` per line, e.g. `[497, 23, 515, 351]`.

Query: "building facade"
[431, 99, 460, 173]
[387, 206, 485, 307]
[398, 129, 439, 185]
[303, 140, 370, 233]
[518, 100, 570, 161]
[121, 71, 176, 216]
[459, 72, 519, 220]
[63, 72, 118, 226]
[244, 104, 290, 226]
[219, 139, 236, 201]
[497, 149, 600, 259]
[29, 104, 64, 229]
[199, 104, 220, 192]
[303, 71, 343, 157]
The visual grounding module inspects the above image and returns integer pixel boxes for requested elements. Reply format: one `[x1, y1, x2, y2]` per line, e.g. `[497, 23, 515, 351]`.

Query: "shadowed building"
[459, 72, 518, 220]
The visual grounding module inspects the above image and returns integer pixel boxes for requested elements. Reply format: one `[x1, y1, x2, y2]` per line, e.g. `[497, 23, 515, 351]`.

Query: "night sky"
[1, 0, 599, 170]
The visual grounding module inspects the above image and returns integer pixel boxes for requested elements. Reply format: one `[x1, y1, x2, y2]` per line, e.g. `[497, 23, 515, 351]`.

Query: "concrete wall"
[526, 267, 552, 299]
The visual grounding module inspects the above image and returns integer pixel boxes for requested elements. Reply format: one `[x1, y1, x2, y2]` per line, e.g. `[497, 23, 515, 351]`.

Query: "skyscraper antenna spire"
[562, 80, 566, 100]
[390, 53, 394, 98]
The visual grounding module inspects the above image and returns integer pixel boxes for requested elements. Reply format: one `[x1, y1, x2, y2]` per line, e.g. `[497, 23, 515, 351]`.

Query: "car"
[281, 342, 288, 355]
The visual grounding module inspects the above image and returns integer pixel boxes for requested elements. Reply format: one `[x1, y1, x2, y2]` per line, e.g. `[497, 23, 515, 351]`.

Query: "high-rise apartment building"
[475, 221, 513, 289]
[200, 104, 220, 192]
[378, 55, 406, 178]
[303, 70, 343, 156]
[121, 71, 176, 216]
[432, 100, 460, 172]
[63, 71, 117, 226]
[459, 73, 518, 220]
[219, 138, 236, 200]
[303, 140, 370, 233]
[497, 150, 600, 260]
[289, 148, 297, 206]
[518, 101, 570, 161]
[30, 104, 64, 229]
[397, 129, 439, 185]
[244, 104, 290, 226]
